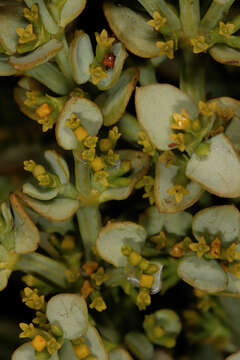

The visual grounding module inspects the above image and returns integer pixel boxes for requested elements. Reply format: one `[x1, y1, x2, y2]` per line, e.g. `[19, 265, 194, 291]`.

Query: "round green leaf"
[56, 96, 103, 150]
[11, 343, 35, 360]
[44, 150, 70, 185]
[59, 0, 87, 27]
[96, 221, 147, 267]
[59, 340, 78, 360]
[24, 0, 58, 34]
[96, 67, 139, 126]
[22, 183, 58, 201]
[186, 134, 240, 197]
[103, 1, 160, 58]
[110, 348, 133, 360]
[46, 294, 88, 340]
[85, 325, 108, 360]
[209, 44, 240, 67]
[192, 205, 240, 246]
[70, 30, 94, 85]
[178, 256, 227, 293]
[155, 160, 202, 213]
[135, 84, 198, 150]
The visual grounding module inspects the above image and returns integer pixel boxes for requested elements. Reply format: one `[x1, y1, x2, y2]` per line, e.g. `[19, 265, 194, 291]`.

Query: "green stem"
[200, 0, 236, 31]
[139, 63, 157, 86]
[179, 49, 206, 103]
[179, 0, 200, 38]
[118, 112, 141, 146]
[16, 253, 69, 288]
[76, 205, 102, 260]
[222, 36, 240, 49]
[55, 35, 75, 87]
[74, 149, 92, 197]
[136, 0, 181, 35]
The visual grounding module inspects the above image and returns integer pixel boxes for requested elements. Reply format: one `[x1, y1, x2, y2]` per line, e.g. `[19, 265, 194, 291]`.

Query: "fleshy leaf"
[209, 44, 240, 67]
[24, 0, 58, 34]
[11, 342, 35, 360]
[99, 150, 150, 203]
[22, 183, 58, 200]
[96, 221, 147, 267]
[192, 205, 240, 246]
[96, 67, 139, 126]
[97, 42, 128, 91]
[70, 30, 94, 85]
[9, 39, 63, 71]
[118, 112, 142, 145]
[186, 134, 240, 197]
[135, 84, 198, 150]
[59, 0, 87, 27]
[0, 4, 26, 55]
[124, 332, 154, 360]
[103, 1, 160, 58]
[178, 256, 227, 293]
[46, 293, 88, 340]
[9, 193, 40, 254]
[56, 96, 103, 150]
[17, 192, 80, 221]
[44, 150, 70, 185]
[1, 201, 13, 233]
[139, 206, 192, 237]
[155, 160, 202, 213]
[0, 55, 17, 76]
[109, 348, 133, 360]
[84, 325, 108, 360]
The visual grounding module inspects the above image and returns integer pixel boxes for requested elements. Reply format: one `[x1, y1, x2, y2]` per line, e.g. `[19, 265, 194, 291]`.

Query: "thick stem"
[76, 205, 102, 260]
[179, 50, 206, 103]
[74, 150, 92, 197]
[179, 0, 200, 38]
[200, 0, 236, 31]
[16, 253, 69, 288]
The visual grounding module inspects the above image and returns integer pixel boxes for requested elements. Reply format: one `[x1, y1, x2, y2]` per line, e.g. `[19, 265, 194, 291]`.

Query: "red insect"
[103, 53, 115, 68]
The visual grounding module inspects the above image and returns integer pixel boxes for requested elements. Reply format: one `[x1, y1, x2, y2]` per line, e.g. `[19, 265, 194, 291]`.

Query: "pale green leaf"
[44, 150, 70, 185]
[209, 44, 240, 67]
[59, 0, 87, 27]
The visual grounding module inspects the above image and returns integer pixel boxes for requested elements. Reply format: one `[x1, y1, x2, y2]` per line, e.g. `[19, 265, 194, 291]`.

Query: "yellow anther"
[93, 170, 109, 187]
[121, 245, 132, 256]
[91, 157, 105, 172]
[167, 184, 189, 203]
[135, 176, 154, 190]
[74, 126, 89, 142]
[136, 288, 151, 310]
[81, 280, 93, 299]
[156, 40, 174, 59]
[89, 66, 108, 85]
[24, 4, 39, 22]
[190, 36, 209, 54]
[145, 264, 159, 274]
[198, 100, 216, 116]
[151, 231, 167, 249]
[140, 274, 154, 289]
[73, 343, 90, 359]
[210, 237, 221, 259]
[89, 296, 107, 312]
[38, 117, 54, 132]
[169, 133, 185, 152]
[158, 151, 176, 168]
[104, 149, 120, 166]
[24, 90, 39, 107]
[32, 335, 47, 352]
[81, 148, 96, 162]
[95, 29, 115, 48]
[83, 136, 98, 149]
[36, 174, 51, 186]
[35, 103, 51, 118]
[22, 275, 37, 287]
[22, 287, 45, 310]
[47, 337, 61, 354]
[82, 261, 99, 276]
[138, 131, 156, 156]
[91, 267, 108, 286]
[216, 105, 234, 122]
[32, 311, 47, 326]
[61, 235, 75, 251]
[65, 269, 80, 283]
[65, 114, 81, 130]
[219, 21, 235, 38]
[139, 259, 150, 271]
[19, 323, 35, 338]
[23, 159, 36, 172]
[170, 243, 183, 258]
[153, 325, 165, 338]
[16, 24, 37, 44]
[129, 251, 142, 266]
[147, 11, 167, 31]
[99, 138, 112, 152]
[171, 109, 190, 130]
[225, 243, 240, 263]
[32, 164, 46, 177]
[109, 126, 121, 143]
[189, 236, 210, 258]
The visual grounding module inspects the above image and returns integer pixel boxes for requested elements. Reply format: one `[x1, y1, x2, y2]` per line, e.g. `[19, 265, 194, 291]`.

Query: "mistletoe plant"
[2, 0, 240, 359]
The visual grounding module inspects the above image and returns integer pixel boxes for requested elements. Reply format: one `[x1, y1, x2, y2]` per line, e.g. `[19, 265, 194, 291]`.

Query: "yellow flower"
[84, 136, 98, 149]
[32, 335, 47, 352]
[81, 280, 93, 299]
[136, 288, 151, 310]
[22, 287, 45, 310]
[90, 296, 107, 312]
[24, 90, 39, 107]
[198, 100, 216, 116]
[99, 138, 112, 152]
[190, 36, 209, 54]
[74, 126, 89, 142]
[151, 231, 167, 250]
[153, 326, 165, 338]
[156, 40, 174, 59]
[89, 66, 108, 85]
[81, 148, 96, 162]
[36, 174, 52, 186]
[38, 117, 54, 132]
[61, 235, 75, 251]
[167, 184, 189, 203]
[169, 133, 185, 152]
[219, 21, 235, 38]
[135, 176, 155, 204]
[73, 343, 91, 359]
[65, 269, 80, 283]
[93, 170, 109, 187]
[216, 105, 234, 122]
[171, 109, 190, 130]
[82, 261, 99, 275]
[225, 243, 240, 263]
[35, 103, 51, 118]
[47, 337, 61, 355]
[189, 236, 210, 258]
[95, 29, 115, 48]
[104, 149, 120, 166]
[170, 243, 183, 258]
[16, 24, 37, 44]
[65, 113, 81, 130]
[109, 126, 121, 143]
[19, 322, 35, 338]
[140, 274, 154, 289]
[138, 131, 156, 156]
[158, 151, 176, 168]
[91, 267, 108, 286]
[147, 11, 167, 31]
[23, 159, 36, 172]
[210, 237, 221, 258]
[129, 251, 142, 266]
[24, 4, 39, 22]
